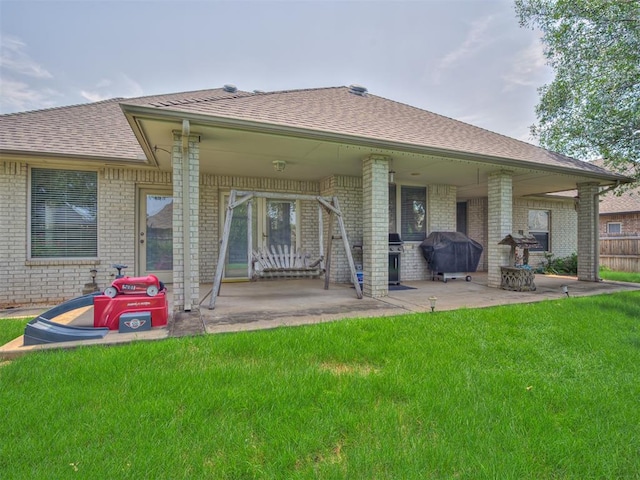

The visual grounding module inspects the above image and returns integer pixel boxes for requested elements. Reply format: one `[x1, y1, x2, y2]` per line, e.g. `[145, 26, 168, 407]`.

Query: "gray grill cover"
[420, 232, 483, 273]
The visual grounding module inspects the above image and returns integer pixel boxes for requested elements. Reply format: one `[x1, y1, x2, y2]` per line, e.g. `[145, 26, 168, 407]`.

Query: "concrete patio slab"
[200, 273, 640, 335]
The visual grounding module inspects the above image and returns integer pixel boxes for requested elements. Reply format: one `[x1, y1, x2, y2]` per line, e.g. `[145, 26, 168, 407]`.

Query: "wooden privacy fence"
[600, 235, 640, 272]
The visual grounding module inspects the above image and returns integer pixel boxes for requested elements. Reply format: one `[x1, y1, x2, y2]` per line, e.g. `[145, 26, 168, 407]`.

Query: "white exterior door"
[138, 188, 173, 283]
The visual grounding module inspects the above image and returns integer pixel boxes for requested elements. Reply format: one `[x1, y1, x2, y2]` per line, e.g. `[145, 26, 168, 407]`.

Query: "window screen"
[30, 168, 98, 258]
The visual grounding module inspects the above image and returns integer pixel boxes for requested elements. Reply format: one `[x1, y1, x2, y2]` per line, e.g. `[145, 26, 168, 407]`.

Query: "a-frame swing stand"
[208, 190, 363, 310]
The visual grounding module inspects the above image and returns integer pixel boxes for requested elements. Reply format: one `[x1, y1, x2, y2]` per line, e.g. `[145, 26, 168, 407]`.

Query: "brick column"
[362, 155, 389, 298]
[172, 130, 200, 311]
[577, 182, 599, 281]
[487, 171, 512, 288]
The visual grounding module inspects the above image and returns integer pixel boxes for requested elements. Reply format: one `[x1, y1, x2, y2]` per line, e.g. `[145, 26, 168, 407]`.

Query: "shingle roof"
[0, 88, 251, 160]
[600, 190, 640, 214]
[138, 86, 618, 177]
[0, 85, 628, 182]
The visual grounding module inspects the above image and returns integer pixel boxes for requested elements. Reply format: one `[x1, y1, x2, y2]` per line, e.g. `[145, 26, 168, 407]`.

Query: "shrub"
[542, 252, 578, 275]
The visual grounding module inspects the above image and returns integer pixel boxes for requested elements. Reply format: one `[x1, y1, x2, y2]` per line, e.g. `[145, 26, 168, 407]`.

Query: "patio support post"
[362, 154, 389, 298]
[172, 126, 200, 312]
[576, 182, 600, 281]
[487, 170, 513, 288]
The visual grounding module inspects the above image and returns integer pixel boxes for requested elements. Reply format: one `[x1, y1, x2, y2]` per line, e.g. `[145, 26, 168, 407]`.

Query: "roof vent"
[223, 84, 237, 93]
[348, 84, 368, 96]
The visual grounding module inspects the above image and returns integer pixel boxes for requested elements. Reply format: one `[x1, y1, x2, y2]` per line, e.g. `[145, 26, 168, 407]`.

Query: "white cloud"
[0, 78, 59, 112]
[80, 73, 144, 102]
[502, 38, 551, 91]
[79, 89, 110, 103]
[0, 34, 52, 78]
[432, 15, 495, 84]
[0, 34, 59, 113]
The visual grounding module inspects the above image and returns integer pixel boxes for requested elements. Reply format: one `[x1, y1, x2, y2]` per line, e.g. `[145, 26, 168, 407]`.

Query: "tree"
[515, 0, 640, 181]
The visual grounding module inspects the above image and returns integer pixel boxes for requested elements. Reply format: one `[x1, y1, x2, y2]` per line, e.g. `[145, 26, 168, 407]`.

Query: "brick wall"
[467, 198, 488, 271]
[319, 175, 363, 283]
[600, 212, 640, 235]
[0, 162, 172, 306]
[513, 197, 577, 269]
[205, 175, 322, 283]
[1, 161, 29, 307]
[428, 184, 457, 231]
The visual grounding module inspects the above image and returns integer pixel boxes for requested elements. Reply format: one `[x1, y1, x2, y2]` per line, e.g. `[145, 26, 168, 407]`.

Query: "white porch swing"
[207, 189, 363, 309]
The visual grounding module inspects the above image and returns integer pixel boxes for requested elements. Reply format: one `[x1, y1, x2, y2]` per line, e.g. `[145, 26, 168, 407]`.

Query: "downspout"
[182, 119, 192, 311]
[592, 181, 620, 281]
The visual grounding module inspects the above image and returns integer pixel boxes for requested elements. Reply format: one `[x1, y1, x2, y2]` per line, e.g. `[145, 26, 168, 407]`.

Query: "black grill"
[388, 233, 404, 285]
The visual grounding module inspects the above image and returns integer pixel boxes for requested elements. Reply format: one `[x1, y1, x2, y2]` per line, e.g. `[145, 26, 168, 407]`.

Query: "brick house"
[595, 159, 640, 236]
[600, 188, 640, 235]
[594, 160, 640, 272]
[0, 85, 631, 310]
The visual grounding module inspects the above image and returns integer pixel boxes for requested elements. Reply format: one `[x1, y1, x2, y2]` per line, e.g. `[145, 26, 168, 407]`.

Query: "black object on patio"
[419, 232, 483, 282]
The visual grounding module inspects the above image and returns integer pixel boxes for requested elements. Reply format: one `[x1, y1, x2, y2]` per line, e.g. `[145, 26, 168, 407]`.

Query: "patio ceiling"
[130, 114, 616, 201]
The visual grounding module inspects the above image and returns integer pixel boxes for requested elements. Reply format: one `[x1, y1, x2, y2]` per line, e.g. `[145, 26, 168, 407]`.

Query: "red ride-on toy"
[104, 264, 165, 298]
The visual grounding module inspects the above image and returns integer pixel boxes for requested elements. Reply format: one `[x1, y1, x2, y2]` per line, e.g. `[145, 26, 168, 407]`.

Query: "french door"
[138, 188, 173, 283]
[221, 192, 298, 279]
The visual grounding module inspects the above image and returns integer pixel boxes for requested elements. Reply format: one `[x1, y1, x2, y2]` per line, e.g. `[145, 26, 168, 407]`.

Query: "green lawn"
[1, 292, 639, 479]
[600, 269, 640, 283]
[0, 317, 31, 346]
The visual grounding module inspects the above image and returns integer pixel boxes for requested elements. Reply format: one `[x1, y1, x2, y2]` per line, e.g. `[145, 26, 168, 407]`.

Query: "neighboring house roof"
[600, 191, 640, 214]
[0, 88, 251, 161]
[0, 85, 629, 183]
[590, 159, 640, 214]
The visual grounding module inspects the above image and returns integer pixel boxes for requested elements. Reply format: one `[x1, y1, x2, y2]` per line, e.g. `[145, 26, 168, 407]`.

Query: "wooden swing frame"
[208, 190, 362, 309]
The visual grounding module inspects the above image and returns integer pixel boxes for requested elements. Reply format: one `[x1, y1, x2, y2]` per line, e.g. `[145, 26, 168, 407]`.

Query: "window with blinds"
[528, 209, 549, 252]
[30, 168, 98, 258]
[400, 186, 426, 241]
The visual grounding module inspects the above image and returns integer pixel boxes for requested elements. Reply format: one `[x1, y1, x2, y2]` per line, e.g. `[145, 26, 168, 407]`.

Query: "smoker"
[388, 233, 404, 285]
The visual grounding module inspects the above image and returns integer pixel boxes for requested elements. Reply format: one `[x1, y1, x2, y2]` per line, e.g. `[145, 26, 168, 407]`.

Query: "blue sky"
[0, 0, 552, 142]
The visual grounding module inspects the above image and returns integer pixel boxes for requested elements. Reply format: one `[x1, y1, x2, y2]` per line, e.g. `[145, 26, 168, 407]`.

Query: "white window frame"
[606, 222, 622, 234]
[528, 209, 550, 252]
